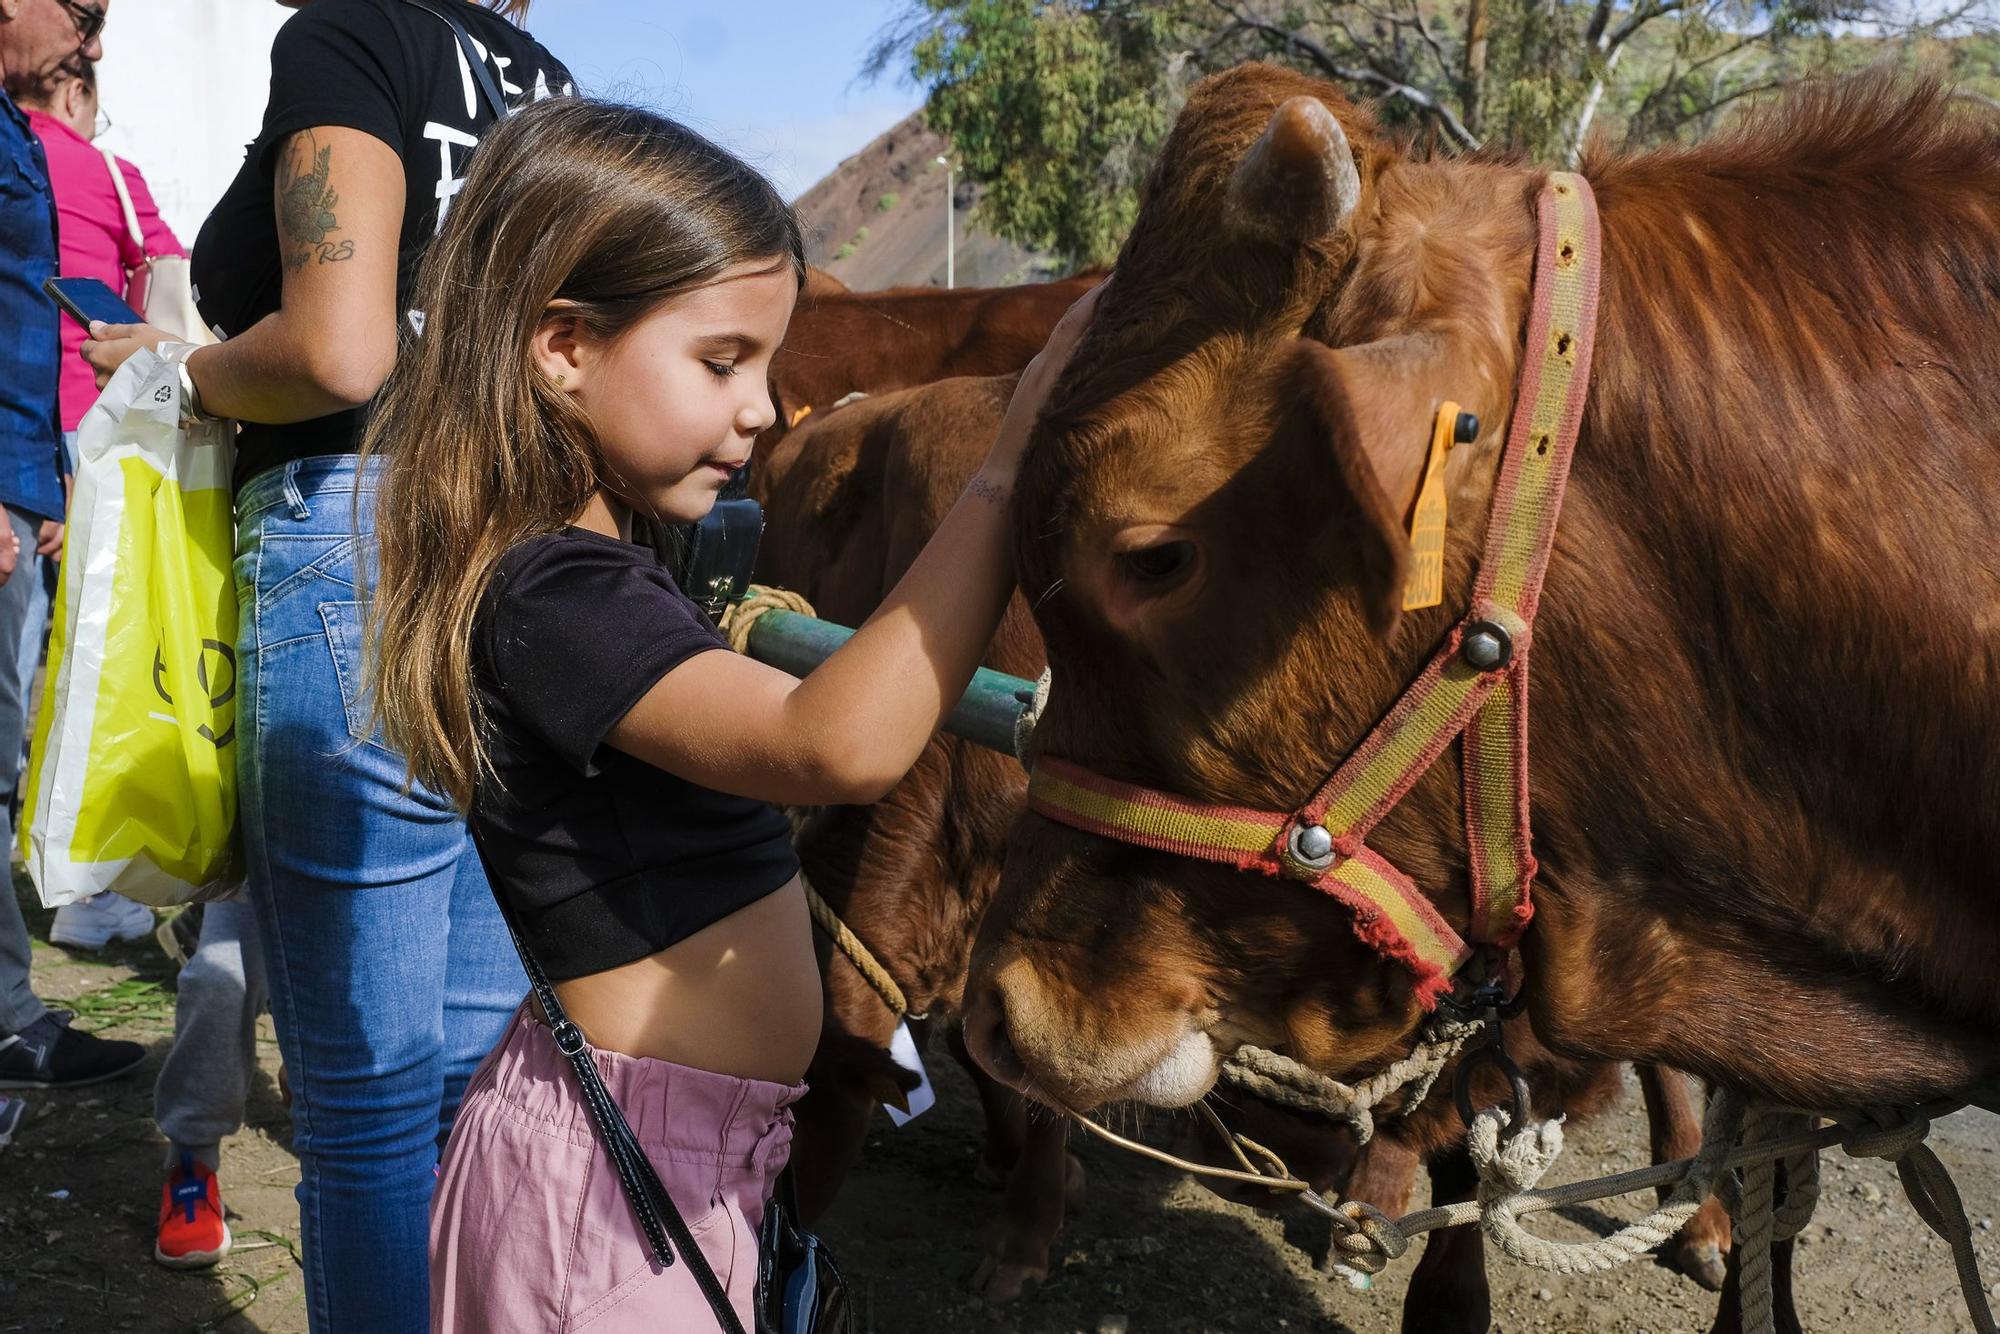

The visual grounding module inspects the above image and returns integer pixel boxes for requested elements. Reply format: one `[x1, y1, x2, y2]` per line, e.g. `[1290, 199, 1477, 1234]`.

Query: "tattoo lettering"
[277, 133, 345, 273]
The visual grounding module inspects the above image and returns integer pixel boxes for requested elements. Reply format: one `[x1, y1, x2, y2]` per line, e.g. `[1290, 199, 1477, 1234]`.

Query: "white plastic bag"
[19, 346, 241, 907]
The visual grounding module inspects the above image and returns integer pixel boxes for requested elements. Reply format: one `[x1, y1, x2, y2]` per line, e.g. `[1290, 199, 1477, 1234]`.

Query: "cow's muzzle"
[963, 956, 1221, 1111]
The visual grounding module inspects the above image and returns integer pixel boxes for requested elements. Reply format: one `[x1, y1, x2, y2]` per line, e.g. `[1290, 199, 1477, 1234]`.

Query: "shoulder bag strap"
[401, 0, 511, 122]
[100, 146, 145, 259]
[500, 912, 749, 1334]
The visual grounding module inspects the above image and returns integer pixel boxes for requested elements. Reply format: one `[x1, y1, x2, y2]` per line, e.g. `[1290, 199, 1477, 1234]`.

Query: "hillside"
[792, 109, 1061, 290]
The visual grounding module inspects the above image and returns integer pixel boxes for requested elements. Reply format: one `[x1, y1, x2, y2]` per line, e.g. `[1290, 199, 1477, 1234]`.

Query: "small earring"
[555, 373, 567, 387]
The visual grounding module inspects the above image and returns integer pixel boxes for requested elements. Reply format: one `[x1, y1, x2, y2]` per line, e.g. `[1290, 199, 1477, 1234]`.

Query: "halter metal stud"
[1287, 822, 1338, 872]
[1460, 620, 1513, 672]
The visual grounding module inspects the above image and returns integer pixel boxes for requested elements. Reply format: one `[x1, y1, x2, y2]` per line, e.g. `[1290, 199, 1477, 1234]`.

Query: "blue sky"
[528, 1, 925, 200]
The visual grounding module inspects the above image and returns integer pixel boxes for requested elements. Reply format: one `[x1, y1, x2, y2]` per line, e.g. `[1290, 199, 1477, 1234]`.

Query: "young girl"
[363, 98, 1093, 1332]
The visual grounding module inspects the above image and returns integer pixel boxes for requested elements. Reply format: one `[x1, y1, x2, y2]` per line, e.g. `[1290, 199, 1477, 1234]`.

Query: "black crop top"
[469, 527, 800, 981]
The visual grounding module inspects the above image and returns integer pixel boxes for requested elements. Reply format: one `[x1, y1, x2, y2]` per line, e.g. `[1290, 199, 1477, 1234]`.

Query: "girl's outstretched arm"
[607, 287, 1099, 807]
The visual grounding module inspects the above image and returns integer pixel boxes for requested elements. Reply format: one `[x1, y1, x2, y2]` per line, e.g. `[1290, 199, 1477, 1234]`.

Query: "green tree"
[871, 0, 1995, 267]
[870, 1, 1205, 266]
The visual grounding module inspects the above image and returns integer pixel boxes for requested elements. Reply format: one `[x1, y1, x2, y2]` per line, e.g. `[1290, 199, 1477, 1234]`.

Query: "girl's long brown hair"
[362, 97, 804, 807]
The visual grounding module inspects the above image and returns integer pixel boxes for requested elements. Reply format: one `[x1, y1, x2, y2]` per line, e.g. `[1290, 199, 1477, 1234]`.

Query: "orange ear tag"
[788, 404, 814, 428]
[1403, 401, 1473, 611]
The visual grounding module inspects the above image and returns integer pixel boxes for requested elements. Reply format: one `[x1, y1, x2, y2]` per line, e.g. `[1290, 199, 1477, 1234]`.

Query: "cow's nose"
[962, 977, 1031, 1093]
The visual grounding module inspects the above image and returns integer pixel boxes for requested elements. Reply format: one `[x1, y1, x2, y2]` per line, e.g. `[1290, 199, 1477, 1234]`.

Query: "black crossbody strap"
[500, 916, 748, 1334]
[402, 0, 511, 121]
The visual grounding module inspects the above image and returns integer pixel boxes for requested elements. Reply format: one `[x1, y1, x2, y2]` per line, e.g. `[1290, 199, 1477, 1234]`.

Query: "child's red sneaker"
[154, 1154, 232, 1269]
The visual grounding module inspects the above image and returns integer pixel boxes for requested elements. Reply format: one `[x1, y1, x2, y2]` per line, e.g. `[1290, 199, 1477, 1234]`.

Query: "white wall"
[93, 0, 292, 245]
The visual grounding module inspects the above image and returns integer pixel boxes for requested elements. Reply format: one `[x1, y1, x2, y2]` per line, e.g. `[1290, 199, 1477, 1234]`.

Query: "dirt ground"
[4, 872, 1997, 1334]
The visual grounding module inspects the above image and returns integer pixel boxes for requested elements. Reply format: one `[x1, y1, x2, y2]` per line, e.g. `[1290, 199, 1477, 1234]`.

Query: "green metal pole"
[740, 608, 1034, 756]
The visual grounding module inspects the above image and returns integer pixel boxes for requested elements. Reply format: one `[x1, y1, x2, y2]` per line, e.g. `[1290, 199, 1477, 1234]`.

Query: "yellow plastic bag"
[19, 346, 240, 907]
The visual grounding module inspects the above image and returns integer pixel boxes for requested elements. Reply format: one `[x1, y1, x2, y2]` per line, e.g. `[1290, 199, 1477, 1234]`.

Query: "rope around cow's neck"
[800, 876, 915, 1021]
[1218, 1017, 1482, 1144]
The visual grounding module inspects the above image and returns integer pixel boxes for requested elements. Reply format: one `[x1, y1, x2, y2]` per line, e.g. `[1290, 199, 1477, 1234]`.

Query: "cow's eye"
[1117, 540, 1198, 587]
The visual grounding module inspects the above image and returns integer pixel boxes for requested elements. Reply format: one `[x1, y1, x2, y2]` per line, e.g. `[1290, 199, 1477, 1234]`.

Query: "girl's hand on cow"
[984, 282, 1105, 482]
[81, 321, 182, 390]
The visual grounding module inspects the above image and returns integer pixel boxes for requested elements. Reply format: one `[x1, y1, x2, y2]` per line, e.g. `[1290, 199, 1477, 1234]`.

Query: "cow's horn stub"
[1224, 96, 1361, 245]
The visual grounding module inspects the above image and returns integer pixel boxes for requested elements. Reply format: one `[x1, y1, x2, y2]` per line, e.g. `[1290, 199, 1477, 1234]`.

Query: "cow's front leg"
[970, 1106, 1074, 1302]
[1639, 1063, 1730, 1290]
[1396, 1145, 1492, 1334]
[787, 1078, 877, 1224]
[950, 1020, 1028, 1188]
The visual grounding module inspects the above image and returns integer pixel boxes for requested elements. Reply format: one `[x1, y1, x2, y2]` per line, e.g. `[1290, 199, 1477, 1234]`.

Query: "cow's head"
[965, 64, 1540, 1111]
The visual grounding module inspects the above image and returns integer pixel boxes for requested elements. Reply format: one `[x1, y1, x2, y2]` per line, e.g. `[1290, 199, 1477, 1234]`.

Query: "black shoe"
[0, 1014, 145, 1088]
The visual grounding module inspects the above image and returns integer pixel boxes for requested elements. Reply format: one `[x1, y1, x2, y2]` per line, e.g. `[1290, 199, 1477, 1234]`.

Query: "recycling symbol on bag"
[152, 640, 237, 748]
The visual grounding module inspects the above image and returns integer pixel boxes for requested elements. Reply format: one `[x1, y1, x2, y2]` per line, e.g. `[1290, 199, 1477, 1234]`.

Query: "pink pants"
[430, 1004, 804, 1333]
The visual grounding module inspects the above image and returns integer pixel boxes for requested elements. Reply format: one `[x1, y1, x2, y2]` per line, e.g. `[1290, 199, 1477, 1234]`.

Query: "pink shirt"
[27, 110, 185, 434]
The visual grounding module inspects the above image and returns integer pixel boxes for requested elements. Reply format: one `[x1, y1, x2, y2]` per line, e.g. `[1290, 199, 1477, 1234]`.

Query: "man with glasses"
[0, 0, 144, 1140]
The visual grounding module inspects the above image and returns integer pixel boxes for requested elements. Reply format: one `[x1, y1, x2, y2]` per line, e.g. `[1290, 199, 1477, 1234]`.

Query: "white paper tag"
[884, 1020, 936, 1127]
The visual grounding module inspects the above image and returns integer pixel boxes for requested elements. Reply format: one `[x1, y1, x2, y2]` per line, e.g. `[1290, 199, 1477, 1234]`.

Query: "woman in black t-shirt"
[362, 99, 1095, 1331]
[81, 3, 571, 1330]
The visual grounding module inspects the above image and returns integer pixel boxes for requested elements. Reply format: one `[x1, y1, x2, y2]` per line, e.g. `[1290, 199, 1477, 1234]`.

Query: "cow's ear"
[1287, 338, 1428, 640]
[769, 377, 800, 433]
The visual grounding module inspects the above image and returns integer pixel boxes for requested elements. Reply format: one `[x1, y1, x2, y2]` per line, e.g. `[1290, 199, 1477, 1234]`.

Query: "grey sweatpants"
[0, 505, 53, 1037]
[154, 896, 268, 1169]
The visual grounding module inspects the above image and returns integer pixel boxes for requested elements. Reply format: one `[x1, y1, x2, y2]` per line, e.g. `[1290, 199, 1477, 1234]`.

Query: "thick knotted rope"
[719, 584, 816, 656]
[1217, 1016, 1482, 1144]
[1727, 1105, 1816, 1332]
[1308, 1087, 1995, 1334]
[1456, 1089, 1744, 1278]
[1831, 1108, 1996, 1334]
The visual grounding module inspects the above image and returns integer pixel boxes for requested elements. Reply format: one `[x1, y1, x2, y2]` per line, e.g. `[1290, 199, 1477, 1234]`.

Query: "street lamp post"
[935, 153, 955, 289]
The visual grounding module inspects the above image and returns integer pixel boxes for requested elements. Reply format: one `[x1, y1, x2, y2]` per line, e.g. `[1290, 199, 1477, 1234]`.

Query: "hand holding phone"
[62, 279, 182, 391]
[44, 276, 143, 331]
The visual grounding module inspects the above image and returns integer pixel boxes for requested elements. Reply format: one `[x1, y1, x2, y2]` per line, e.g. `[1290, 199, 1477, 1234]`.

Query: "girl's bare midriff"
[549, 876, 822, 1085]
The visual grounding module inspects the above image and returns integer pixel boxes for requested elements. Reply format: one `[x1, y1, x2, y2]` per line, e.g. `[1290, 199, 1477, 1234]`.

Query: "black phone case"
[44, 277, 141, 330]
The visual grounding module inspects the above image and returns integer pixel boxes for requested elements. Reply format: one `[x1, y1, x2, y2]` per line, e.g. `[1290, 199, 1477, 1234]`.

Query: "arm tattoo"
[277, 132, 356, 272]
[965, 475, 1011, 506]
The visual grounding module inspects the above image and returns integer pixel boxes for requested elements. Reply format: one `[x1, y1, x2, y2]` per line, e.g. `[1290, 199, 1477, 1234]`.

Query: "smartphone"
[43, 276, 142, 331]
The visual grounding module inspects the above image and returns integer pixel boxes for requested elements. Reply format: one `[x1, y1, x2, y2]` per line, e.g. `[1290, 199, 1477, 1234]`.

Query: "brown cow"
[757, 375, 1731, 1323]
[962, 62, 2000, 1327]
[764, 273, 1102, 443]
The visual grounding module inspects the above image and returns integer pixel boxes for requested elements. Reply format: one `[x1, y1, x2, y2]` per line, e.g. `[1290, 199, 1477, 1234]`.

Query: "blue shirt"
[0, 90, 65, 523]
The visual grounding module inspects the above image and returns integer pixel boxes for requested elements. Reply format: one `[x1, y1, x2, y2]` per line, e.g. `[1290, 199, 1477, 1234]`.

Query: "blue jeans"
[235, 455, 524, 1333]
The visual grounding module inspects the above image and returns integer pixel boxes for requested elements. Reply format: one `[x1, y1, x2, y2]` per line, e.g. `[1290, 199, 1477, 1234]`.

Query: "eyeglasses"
[93, 110, 111, 138]
[57, 0, 106, 45]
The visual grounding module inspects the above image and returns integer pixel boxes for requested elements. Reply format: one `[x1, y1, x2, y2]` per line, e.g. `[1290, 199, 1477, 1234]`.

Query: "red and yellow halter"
[1026, 173, 1603, 1009]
